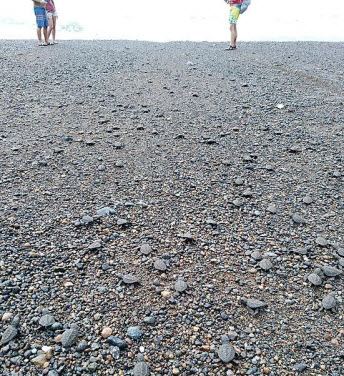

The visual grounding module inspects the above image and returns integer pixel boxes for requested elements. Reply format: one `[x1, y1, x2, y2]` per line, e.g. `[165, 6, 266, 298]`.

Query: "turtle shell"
[322, 295, 336, 310]
[1, 325, 18, 345]
[218, 343, 235, 363]
[61, 327, 79, 347]
[122, 274, 139, 284]
[39, 314, 56, 327]
[174, 279, 187, 292]
[140, 244, 152, 255]
[246, 299, 266, 309]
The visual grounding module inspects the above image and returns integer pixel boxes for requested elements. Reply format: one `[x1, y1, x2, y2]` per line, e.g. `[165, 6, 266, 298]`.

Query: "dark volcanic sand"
[0, 40, 343, 376]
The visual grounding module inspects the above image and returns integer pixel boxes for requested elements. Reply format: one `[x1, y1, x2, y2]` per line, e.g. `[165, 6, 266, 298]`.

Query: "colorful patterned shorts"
[34, 7, 49, 28]
[229, 4, 241, 24]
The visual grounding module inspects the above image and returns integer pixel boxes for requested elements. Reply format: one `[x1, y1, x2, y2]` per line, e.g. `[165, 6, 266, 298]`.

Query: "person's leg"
[36, 27, 43, 44]
[47, 17, 54, 42]
[230, 24, 237, 47]
[43, 27, 49, 44]
[52, 16, 57, 43]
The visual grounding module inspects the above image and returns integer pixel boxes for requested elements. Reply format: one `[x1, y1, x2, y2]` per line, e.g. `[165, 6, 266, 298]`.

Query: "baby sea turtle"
[246, 299, 266, 309]
[133, 354, 149, 376]
[61, 326, 79, 347]
[174, 277, 188, 293]
[1, 315, 20, 345]
[217, 335, 235, 363]
[140, 243, 152, 255]
[259, 258, 273, 271]
[119, 273, 140, 285]
[39, 314, 56, 328]
[321, 266, 341, 277]
[322, 294, 337, 310]
[154, 259, 167, 271]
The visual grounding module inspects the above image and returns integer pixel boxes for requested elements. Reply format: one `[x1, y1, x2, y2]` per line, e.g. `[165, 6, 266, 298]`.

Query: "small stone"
[291, 214, 306, 224]
[121, 274, 140, 284]
[322, 294, 337, 310]
[64, 281, 74, 288]
[31, 353, 48, 368]
[259, 258, 273, 271]
[234, 177, 244, 185]
[1, 312, 13, 322]
[172, 368, 180, 375]
[294, 363, 308, 372]
[39, 314, 55, 328]
[88, 240, 102, 250]
[233, 198, 243, 207]
[267, 204, 277, 214]
[106, 336, 127, 349]
[61, 327, 79, 347]
[161, 290, 172, 299]
[303, 196, 313, 205]
[140, 243, 152, 255]
[109, 346, 120, 360]
[174, 278, 188, 292]
[251, 251, 262, 261]
[96, 207, 115, 216]
[154, 259, 167, 271]
[101, 327, 113, 339]
[117, 218, 128, 226]
[133, 354, 149, 376]
[308, 273, 322, 286]
[315, 237, 328, 247]
[127, 326, 142, 340]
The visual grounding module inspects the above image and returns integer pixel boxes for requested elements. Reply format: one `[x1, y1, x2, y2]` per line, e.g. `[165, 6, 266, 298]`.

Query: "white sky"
[0, 0, 344, 41]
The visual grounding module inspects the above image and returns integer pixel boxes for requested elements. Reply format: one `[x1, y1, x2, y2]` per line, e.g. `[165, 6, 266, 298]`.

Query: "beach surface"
[0, 40, 343, 375]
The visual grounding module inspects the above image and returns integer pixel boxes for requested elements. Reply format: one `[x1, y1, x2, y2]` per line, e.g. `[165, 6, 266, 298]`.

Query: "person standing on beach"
[46, 0, 58, 45]
[32, 0, 49, 46]
[225, 0, 244, 50]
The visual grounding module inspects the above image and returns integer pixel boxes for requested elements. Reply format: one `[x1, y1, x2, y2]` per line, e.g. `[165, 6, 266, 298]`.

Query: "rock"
[174, 278, 188, 292]
[291, 214, 306, 224]
[161, 290, 172, 299]
[294, 363, 308, 372]
[292, 246, 310, 255]
[303, 196, 313, 204]
[31, 353, 48, 368]
[154, 259, 167, 271]
[109, 346, 120, 360]
[101, 327, 113, 339]
[234, 177, 244, 186]
[120, 273, 140, 284]
[140, 243, 152, 255]
[96, 207, 115, 216]
[105, 336, 127, 349]
[1, 312, 13, 322]
[76, 340, 89, 352]
[39, 314, 55, 328]
[322, 294, 337, 310]
[308, 273, 322, 286]
[88, 240, 102, 250]
[233, 198, 243, 207]
[315, 236, 328, 247]
[259, 258, 273, 271]
[217, 335, 235, 363]
[321, 266, 341, 277]
[267, 204, 277, 214]
[133, 354, 149, 376]
[127, 326, 142, 340]
[61, 327, 79, 347]
[117, 218, 128, 226]
[246, 299, 266, 309]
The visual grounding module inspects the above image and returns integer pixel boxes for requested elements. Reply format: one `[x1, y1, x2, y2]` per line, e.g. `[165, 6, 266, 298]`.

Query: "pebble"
[322, 294, 337, 310]
[101, 327, 113, 339]
[154, 259, 167, 271]
[127, 326, 142, 340]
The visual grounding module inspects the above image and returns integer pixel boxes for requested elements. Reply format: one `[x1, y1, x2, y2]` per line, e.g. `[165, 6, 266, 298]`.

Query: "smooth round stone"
[322, 295, 337, 310]
[308, 273, 322, 286]
[76, 341, 89, 352]
[303, 196, 313, 204]
[154, 259, 167, 271]
[259, 258, 273, 271]
[2, 312, 13, 322]
[174, 278, 188, 292]
[233, 198, 243, 207]
[140, 243, 152, 255]
[127, 326, 142, 340]
[105, 336, 127, 349]
[101, 327, 113, 339]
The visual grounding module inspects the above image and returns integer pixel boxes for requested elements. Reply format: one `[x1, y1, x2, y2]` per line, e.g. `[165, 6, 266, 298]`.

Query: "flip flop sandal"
[225, 45, 237, 51]
[39, 43, 48, 47]
[48, 42, 54, 45]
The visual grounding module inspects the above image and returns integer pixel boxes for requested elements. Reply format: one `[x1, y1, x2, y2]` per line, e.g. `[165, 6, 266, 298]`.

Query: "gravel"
[0, 40, 343, 375]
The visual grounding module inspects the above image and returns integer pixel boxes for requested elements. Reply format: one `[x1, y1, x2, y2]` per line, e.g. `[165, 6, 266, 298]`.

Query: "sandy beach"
[0, 40, 343, 375]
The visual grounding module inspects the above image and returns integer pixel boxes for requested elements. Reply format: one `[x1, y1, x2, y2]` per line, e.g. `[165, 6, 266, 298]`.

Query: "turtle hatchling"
[259, 258, 273, 271]
[308, 273, 322, 286]
[217, 335, 235, 363]
[39, 314, 56, 328]
[321, 266, 341, 277]
[140, 243, 152, 255]
[133, 354, 149, 376]
[174, 277, 188, 292]
[61, 326, 79, 347]
[1, 316, 20, 345]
